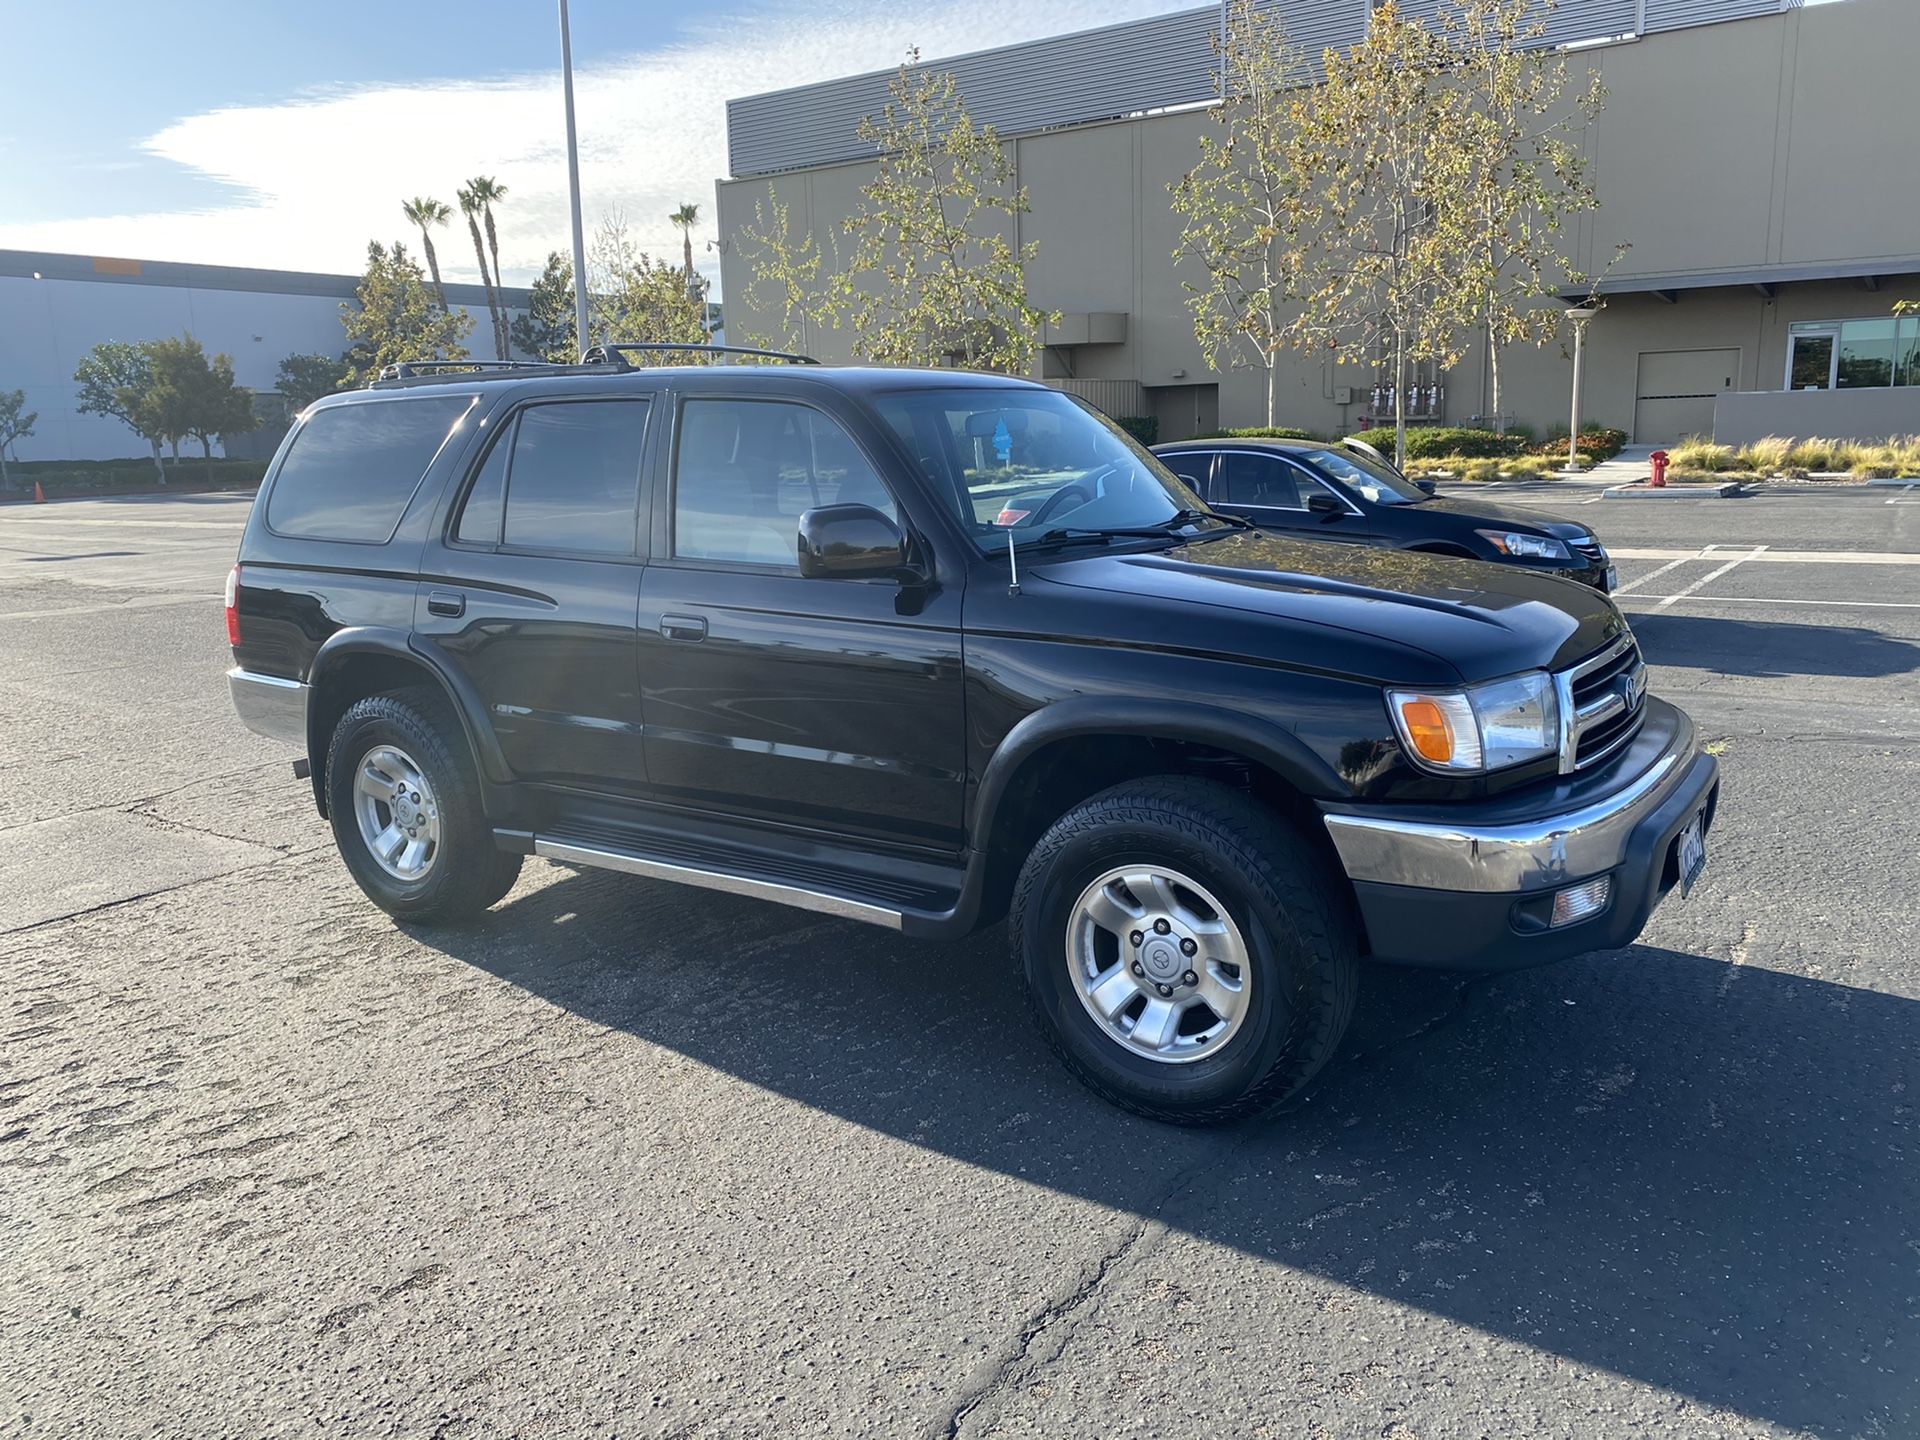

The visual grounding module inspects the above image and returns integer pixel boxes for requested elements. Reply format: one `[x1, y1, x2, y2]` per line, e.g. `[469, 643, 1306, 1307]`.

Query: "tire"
[1011, 777, 1359, 1125]
[325, 686, 522, 924]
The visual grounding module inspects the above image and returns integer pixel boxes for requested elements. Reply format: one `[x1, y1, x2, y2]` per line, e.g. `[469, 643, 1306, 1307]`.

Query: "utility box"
[1333, 386, 1354, 405]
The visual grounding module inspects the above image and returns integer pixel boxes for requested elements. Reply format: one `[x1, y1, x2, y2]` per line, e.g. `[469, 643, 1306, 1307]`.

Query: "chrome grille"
[1570, 538, 1607, 567]
[1555, 635, 1647, 773]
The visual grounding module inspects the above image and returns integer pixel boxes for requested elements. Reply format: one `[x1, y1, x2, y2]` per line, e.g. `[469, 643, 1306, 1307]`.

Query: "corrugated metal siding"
[727, 7, 1224, 179]
[1644, 0, 1787, 32]
[1394, 0, 1638, 45]
[1045, 378, 1149, 418]
[728, 0, 1805, 178]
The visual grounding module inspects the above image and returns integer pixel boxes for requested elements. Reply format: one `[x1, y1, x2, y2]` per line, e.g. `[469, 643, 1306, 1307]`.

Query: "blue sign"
[993, 418, 1013, 465]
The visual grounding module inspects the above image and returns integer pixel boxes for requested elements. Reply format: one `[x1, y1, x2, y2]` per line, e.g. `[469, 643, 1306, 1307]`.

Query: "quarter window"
[673, 399, 896, 567]
[493, 400, 649, 555]
[454, 424, 510, 545]
[268, 396, 472, 542]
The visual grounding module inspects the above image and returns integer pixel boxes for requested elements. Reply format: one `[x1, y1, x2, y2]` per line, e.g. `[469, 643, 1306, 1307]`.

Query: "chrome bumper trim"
[1323, 730, 1699, 894]
[228, 667, 308, 747]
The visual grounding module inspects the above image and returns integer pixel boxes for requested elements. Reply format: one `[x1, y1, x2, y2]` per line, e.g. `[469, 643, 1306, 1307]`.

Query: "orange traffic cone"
[33, 481, 46, 504]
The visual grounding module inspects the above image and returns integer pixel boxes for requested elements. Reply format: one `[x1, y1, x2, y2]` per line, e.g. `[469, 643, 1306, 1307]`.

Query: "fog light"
[1549, 877, 1612, 928]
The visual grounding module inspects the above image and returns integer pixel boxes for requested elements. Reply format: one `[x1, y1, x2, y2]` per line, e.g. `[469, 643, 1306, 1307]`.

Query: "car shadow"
[410, 869, 1916, 1436]
[1632, 610, 1920, 679]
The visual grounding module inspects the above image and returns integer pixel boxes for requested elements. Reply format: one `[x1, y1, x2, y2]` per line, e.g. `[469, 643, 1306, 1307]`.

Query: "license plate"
[1676, 810, 1708, 897]
[1603, 565, 1619, 592]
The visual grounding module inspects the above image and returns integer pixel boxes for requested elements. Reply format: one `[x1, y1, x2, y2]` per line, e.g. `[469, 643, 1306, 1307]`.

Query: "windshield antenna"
[1006, 526, 1021, 596]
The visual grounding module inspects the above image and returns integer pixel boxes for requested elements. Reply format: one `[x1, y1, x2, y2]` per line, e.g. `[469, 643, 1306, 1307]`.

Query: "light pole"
[559, 0, 592, 359]
[1565, 303, 1599, 471]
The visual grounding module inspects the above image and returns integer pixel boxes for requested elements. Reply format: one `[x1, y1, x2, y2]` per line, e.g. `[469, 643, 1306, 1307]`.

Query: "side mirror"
[796, 503, 908, 580]
[1306, 492, 1345, 518]
[1415, 478, 1438, 495]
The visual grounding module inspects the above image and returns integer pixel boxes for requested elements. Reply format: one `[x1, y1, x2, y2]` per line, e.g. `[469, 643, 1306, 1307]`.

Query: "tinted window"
[1221, 452, 1304, 509]
[267, 397, 471, 542]
[674, 399, 895, 567]
[501, 400, 648, 555]
[1297, 447, 1428, 505]
[1161, 452, 1212, 495]
[454, 424, 510, 545]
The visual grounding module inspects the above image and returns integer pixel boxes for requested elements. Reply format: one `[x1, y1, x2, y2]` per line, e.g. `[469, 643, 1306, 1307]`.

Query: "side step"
[501, 820, 967, 935]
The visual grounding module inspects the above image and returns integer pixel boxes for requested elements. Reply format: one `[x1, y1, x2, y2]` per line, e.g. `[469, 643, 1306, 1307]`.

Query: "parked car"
[1153, 436, 1616, 591]
[226, 348, 1715, 1124]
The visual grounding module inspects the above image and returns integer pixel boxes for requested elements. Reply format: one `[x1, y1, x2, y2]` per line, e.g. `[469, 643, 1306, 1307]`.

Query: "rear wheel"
[1011, 777, 1358, 1125]
[326, 688, 521, 923]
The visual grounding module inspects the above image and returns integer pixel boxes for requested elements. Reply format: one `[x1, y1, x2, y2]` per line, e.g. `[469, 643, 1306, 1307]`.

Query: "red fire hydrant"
[1649, 449, 1670, 488]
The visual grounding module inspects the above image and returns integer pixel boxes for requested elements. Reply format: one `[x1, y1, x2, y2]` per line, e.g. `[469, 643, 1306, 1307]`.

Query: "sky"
[0, 0, 1200, 298]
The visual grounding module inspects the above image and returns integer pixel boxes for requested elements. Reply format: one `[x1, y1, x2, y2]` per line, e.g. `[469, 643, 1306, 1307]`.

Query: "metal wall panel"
[727, 7, 1225, 179]
[728, 0, 1806, 178]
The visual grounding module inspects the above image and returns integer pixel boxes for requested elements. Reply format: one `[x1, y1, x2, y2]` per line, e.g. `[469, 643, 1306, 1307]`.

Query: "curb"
[1603, 482, 1745, 499]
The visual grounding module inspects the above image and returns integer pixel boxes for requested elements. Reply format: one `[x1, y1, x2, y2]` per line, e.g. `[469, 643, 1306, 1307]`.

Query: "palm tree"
[467, 176, 511, 358]
[670, 203, 701, 282]
[401, 197, 452, 310]
[457, 184, 505, 359]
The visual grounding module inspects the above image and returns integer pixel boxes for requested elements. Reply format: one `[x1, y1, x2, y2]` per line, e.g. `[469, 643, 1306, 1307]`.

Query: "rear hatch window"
[266, 396, 473, 542]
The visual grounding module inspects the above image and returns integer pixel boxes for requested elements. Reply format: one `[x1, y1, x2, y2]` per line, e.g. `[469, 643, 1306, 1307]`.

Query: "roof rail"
[581, 342, 821, 369]
[376, 359, 564, 381]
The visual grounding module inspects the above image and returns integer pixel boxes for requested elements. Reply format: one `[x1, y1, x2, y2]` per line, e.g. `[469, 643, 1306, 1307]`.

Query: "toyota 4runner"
[226, 346, 1719, 1123]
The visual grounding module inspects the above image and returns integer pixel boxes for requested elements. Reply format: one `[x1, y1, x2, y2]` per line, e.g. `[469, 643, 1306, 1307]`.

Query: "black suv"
[226, 348, 1718, 1123]
[1154, 437, 1615, 590]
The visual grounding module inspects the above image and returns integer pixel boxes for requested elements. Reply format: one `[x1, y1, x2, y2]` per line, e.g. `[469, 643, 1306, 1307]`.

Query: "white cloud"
[0, 1, 1189, 294]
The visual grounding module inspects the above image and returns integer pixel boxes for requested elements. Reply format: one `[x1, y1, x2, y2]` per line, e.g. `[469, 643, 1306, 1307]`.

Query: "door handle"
[660, 614, 708, 642]
[427, 590, 465, 618]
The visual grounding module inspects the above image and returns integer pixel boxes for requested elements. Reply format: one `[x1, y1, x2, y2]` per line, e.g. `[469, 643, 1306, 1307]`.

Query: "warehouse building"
[715, 0, 1920, 444]
[0, 250, 526, 462]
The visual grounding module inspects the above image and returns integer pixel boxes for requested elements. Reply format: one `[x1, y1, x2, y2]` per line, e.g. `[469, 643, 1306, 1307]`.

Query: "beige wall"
[1715, 387, 1920, 447]
[718, 0, 1920, 441]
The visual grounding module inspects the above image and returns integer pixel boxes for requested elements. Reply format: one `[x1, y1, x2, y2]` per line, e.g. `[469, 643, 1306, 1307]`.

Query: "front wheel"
[326, 688, 522, 923]
[1011, 778, 1359, 1125]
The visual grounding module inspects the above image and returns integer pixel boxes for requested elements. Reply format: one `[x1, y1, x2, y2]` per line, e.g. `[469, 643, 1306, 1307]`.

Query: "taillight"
[224, 564, 242, 647]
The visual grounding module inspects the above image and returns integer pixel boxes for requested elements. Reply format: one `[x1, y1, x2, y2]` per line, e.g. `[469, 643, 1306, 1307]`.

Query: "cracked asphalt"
[2, 487, 1916, 1438]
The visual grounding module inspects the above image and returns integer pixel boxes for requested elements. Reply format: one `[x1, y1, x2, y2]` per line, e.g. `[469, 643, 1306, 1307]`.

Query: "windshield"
[1297, 446, 1430, 506]
[873, 388, 1216, 548]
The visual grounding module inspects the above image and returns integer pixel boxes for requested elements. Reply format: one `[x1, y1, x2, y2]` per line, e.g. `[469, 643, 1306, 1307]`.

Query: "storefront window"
[1787, 317, 1919, 390]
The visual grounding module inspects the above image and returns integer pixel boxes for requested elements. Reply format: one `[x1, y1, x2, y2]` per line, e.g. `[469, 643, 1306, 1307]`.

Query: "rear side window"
[267, 397, 472, 542]
[500, 400, 649, 555]
[1220, 452, 1304, 510]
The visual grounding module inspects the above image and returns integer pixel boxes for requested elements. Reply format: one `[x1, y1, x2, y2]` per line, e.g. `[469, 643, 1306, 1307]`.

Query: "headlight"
[1475, 529, 1571, 562]
[1387, 671, 1559, 772]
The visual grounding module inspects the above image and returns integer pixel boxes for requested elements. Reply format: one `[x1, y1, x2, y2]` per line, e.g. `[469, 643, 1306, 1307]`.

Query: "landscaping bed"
[1, 457, 268, 503]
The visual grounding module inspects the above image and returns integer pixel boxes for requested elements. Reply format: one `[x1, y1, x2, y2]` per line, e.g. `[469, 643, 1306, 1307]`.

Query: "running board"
[505, 821, 967, 934]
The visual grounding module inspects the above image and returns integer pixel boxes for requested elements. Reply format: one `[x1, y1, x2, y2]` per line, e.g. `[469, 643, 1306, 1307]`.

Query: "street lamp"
[1565, 303, 1600, 471]
[559, 0, 592, 359]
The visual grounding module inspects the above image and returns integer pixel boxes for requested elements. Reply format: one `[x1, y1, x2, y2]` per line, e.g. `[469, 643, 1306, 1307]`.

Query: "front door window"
[1789, 332, 1836, 391]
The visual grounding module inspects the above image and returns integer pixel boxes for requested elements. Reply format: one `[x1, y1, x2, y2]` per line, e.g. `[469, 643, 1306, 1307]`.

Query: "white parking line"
[1650, 545, 1768, 611]
[1614, 551, 1707, 594]
[1621, 593, 1920, 611]
[1608, 547, 1920, 565]
[1890, 484, 1919, 505]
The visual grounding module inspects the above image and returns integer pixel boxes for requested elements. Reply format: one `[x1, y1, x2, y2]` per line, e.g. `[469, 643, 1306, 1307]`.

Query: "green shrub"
[7, 457, 268, 493]
[1115, 415, 1159, 446]
[1197, 425, 1318, 441]
[1359, 426, 1524, 459]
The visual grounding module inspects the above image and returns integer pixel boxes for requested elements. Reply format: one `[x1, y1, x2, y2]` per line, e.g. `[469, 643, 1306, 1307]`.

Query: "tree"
[1170, 0, 1309, 427]
[0, 389, 36, 490]
[276, 352, 349, 410]
[835, 55, 1055, 373]
[1446, 0, 1611, 432]
[588, 210, 709, 351]
[401, 196, 453, 310]
[669, 203, 701, 282]
[1282, 2, 1474, 466]
[145, 336, 258, 479]
[74, 340, 168, 481]
[510, 252, 579, 363]
[457, 183, 507, 360]
[339, 241, 473, 387]
[737, 185, 836, 354]
[467, 176, 511, 358]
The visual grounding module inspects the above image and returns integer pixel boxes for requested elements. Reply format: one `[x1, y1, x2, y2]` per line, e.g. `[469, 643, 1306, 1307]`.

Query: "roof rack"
[376, 359, 566, 381]
[581, 342, 820, 369]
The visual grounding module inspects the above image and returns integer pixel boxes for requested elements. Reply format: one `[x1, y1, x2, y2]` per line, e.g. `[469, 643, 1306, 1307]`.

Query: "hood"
[1031, 530, 1626, 683]
[1412, 492, 1595, 541]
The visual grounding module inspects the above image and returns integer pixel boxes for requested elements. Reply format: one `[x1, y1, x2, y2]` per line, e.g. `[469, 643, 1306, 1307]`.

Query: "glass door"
[1788, 330, 1837, 391]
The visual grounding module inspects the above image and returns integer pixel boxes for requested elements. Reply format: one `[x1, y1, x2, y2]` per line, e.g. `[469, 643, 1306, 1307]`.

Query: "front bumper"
[228, 667, 308, 747]
[1321, 699, 1719, 969]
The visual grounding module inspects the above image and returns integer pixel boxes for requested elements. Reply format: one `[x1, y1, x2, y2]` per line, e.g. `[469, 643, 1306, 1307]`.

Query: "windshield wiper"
[1159, 508, 1254, 531]
[1028, 511, 1248, 549]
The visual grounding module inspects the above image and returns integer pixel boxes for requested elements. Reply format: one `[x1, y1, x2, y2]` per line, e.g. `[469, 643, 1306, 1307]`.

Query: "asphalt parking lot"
[2, 484, 1915, 1439]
